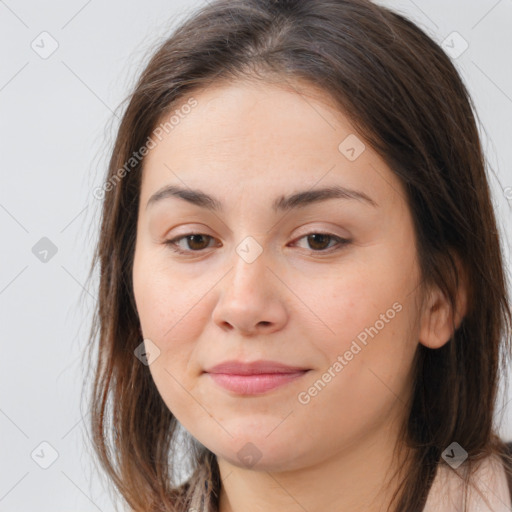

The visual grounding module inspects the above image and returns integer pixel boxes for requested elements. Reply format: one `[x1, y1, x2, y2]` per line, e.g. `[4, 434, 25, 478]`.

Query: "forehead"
[139, 79, 404, 212]
[146, 79, 354, 161]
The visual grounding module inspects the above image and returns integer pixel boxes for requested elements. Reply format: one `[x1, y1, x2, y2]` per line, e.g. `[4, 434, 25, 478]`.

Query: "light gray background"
[1, 0, 511, 510]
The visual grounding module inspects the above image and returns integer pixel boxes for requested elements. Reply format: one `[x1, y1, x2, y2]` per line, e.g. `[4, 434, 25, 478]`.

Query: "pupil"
[189, 235, 207, 250]
[309, 234, 329, 250]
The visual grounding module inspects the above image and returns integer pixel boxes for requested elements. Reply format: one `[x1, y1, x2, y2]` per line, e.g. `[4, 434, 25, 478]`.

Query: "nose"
[211, 245, 288, 336]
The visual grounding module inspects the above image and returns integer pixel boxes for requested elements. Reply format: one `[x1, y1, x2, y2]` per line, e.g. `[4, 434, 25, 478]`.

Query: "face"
[132, 79, 425, 472]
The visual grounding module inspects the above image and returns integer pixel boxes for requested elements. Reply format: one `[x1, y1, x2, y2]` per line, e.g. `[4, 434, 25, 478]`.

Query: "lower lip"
[207, 371, 309, 395]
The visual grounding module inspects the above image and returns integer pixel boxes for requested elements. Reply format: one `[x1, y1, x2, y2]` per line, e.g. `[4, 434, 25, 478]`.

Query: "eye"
[291, 232, 351, 253]
[164, 231, 350, 256]
[164, 233, 217, 254]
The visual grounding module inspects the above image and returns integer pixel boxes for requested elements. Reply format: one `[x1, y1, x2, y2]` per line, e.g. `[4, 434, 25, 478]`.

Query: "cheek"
[293, 288, 417, 456]
[132, 251, 218, 414]
[133, 247, 209, 344]
[133, 269, 206, 422]
[290, 243, 418, 349]
[290, 245, 419, 410]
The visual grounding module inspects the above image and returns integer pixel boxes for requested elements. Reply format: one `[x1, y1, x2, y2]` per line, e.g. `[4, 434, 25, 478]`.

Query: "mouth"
[203, 359, 311, 395]
[204, 369, 311, 395]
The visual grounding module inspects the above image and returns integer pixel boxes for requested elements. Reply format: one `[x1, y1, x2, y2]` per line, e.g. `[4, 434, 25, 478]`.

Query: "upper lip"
[204, 360, 310, 375]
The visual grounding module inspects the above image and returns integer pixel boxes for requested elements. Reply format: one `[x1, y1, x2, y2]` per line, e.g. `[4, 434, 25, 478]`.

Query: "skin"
[132, 78, 465, 512]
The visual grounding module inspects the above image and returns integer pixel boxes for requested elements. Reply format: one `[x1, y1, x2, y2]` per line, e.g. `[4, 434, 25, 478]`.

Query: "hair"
[84, 0, 512, 511]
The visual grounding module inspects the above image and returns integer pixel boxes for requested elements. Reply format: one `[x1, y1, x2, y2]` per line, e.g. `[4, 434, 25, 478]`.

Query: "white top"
[424, 454, 512, 512]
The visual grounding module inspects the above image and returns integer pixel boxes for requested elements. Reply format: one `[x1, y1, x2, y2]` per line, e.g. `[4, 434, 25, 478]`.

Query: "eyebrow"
[145, 184, 378, 212]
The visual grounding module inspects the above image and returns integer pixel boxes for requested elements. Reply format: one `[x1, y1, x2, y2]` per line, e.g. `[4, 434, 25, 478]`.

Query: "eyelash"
[163, 232, 351, 256]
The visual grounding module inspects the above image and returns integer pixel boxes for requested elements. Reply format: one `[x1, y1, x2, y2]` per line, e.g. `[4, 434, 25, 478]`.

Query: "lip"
[204, 359, 310, 375]
[203, 360, 310, 395]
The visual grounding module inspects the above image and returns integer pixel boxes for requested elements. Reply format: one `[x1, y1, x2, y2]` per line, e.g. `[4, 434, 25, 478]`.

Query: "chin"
[217, 447, 302, 472]
[205, 431, 308, 473]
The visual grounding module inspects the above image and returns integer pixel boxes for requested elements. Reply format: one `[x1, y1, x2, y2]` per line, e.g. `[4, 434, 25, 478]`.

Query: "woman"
[85, 0, 512, 511]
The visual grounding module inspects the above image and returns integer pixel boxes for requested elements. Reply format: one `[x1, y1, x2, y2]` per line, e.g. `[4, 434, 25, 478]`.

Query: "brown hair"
[84, 0, 512, 510]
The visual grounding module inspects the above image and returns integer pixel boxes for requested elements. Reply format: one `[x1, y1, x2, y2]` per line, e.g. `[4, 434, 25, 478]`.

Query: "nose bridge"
[229, 235, 268, 298]
[212, 235, 288, 334]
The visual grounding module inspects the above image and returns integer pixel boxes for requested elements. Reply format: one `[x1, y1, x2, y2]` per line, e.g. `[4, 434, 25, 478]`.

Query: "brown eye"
[164, 233, 217, 254]
[165, 231, 350, 257]
[184, 234, 211, 250]
[293, 232, 351, 253]
[306, 233, 333, 251]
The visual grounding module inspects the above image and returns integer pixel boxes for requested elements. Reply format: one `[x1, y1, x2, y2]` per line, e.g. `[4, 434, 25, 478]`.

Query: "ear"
[418, 254, 468, 349]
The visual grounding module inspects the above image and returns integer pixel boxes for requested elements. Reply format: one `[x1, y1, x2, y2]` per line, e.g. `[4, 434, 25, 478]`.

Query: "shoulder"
[424, 453, 512, 512]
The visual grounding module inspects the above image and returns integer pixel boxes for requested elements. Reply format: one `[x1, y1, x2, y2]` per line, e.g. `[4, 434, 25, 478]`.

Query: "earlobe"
[418, 287, 454, 349]
[418, 255, 468, 349]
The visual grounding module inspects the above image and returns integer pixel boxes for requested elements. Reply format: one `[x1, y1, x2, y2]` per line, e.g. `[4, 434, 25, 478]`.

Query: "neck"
[216, 411, 411, 512]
